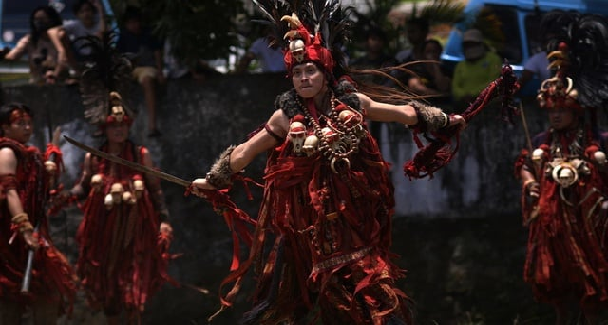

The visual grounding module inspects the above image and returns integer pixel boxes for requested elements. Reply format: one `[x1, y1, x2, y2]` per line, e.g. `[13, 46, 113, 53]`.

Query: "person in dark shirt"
[116, 6, 164, 137]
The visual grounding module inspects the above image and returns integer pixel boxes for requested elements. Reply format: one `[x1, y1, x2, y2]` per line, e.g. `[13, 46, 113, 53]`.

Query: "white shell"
[595, 151, 607, 165]
[551, 163, 578, 188]
[532, 148, 544, 162]
[104, 193, 113, 209]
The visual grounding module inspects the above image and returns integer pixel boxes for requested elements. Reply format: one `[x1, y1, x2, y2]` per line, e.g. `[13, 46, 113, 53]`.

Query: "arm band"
[11, 212, 33, 233]
[409, 100, 449, 132]
[205, 145, 237, 189]
[265, 124, 284, 144]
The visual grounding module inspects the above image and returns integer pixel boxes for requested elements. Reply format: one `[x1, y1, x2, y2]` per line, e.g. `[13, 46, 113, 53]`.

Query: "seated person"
[116, 6, 165, 137]
[3, 6, 73, 85]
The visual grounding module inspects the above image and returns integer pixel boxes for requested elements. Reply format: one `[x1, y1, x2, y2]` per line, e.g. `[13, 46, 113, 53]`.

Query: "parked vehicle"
[441, 0, 608, 96]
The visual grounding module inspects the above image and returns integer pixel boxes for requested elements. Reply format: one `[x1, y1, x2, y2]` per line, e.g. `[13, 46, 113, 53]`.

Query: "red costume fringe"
[515, 131, 608, 308]
[76, 141, 176, 313]
[0, 137, 77, 314]
[404, 63, 519, 179]
[204, 122, 412, 324]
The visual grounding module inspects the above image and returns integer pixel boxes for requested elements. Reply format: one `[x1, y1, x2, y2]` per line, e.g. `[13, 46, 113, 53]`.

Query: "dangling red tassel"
[404, 63, 519, 179]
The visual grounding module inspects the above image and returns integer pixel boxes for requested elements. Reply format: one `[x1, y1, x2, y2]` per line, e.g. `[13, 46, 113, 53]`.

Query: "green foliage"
[349, 0, 405, 56]
[349, 0, 464, 57]
[108, 0, 244, 68]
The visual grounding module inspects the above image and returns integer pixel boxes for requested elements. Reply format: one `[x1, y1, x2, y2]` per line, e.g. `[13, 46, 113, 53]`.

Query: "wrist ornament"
[11, 212, 33, 233]
[205, 145, 237, 189]
[410, 101, 449, 132]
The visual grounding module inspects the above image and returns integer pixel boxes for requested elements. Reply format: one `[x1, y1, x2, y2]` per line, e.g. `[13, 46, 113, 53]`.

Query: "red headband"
[9, 109, 32, 124]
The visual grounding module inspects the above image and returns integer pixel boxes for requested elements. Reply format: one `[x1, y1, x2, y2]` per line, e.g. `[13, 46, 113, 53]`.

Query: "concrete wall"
[1, 75, 570, 323]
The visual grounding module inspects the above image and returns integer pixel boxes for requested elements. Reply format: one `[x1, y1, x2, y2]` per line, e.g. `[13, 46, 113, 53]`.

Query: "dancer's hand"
[22, 230, 39, 250]
[449, 114, 466, 130]
[160, 222, 173, 238]
[190, 178, 216, 197]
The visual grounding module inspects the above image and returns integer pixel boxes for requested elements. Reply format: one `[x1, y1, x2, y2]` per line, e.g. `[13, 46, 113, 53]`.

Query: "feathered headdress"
[78, 31, 135, 128]
[538, 12, 608, 111]
[251, 0, 352, 76]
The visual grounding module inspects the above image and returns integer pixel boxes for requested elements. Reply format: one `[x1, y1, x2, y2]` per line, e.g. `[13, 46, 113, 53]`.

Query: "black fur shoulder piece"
[275, 81, 361, 119]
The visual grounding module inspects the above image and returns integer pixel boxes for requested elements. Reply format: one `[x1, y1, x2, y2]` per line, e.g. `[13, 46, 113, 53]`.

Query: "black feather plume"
[77, 30, 134, 126]
[543, 12, 608, 109]
[251, 0, 352, 76]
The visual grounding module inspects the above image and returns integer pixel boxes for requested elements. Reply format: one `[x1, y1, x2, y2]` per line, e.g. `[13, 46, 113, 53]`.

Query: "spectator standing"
[116, 6, 164, 137]
[451, 29, 502, 107]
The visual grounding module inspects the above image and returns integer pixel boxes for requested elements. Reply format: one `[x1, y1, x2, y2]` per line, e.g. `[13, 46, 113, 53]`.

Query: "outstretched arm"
[358, 92, 465, 128]
[191, 108, 289, 193]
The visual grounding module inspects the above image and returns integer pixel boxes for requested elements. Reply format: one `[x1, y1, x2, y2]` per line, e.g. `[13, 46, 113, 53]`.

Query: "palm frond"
[418, 0, 465, 25]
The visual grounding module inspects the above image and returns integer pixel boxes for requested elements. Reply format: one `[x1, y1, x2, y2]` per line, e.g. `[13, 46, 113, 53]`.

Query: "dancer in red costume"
[0, 102, 77, 324]
[514, 11, 608, 325]
[66, 91, 174, 324]
[191, 2, 466, 324]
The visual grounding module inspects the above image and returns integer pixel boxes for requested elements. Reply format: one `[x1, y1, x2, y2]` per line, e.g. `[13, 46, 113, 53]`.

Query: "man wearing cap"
[451, 28, 502, 108]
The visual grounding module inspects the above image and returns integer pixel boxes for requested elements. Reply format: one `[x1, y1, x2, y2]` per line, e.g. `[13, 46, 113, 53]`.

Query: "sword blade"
[64, 135, 191, 187]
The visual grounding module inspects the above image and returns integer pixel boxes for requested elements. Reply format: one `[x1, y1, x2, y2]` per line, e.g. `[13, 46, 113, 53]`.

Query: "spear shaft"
[63, 136, 191, 187]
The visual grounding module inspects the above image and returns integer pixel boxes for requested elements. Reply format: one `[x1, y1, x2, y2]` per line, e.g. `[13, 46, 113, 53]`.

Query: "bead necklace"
[297, 94, 366, 172]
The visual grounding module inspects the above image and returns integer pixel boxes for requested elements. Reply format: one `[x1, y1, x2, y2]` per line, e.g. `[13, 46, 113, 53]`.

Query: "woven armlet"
[205, 145, 237, 189]
[11, 212, 33, 233]
[409, 100, 448, 132]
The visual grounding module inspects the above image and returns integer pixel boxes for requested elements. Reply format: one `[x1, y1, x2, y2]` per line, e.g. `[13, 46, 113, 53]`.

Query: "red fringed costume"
[515, 127, 608, 308]
[213, 81, 412, 324]
[75, 140, 174, 314]
[0, 137, 77, 312]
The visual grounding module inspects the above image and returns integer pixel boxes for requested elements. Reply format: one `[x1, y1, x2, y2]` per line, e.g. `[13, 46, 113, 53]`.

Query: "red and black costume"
[74, 139, 174, 314]
[236, 81, 411, 324]
[515, 128, 608, 307]
[0, 137, 77, 312]
[514, 14, 608, 311]
[201, 3, 461, 324]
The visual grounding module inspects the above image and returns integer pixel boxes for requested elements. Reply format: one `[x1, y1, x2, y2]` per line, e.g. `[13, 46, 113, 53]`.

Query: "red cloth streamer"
[404, 62, 520, 179]
[45, 143, 64, 175]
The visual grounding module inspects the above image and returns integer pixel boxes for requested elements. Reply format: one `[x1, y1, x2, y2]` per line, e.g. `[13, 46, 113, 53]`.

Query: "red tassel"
[404, 63, 518, 179]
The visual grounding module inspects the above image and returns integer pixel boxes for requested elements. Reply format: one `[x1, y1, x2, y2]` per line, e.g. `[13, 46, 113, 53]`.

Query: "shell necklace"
[297, 94, 366, 172]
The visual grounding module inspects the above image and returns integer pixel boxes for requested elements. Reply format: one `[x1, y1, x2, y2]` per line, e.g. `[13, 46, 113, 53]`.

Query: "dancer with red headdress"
[60, 33, 175, 324]
[514, 11, 608, 324]
[0, 102, 77, 324]
[190, 1, 470, 323]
